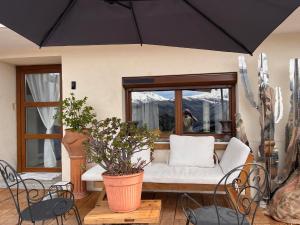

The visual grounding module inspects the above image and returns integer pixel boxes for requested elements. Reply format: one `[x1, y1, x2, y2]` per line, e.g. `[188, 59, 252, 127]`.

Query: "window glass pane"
[25, 73, 60, 102]
[182, 89, 230, 134]
[26, 139, 61, 168]
[131, 91, 175, 139]
[26, 107, 61, 134]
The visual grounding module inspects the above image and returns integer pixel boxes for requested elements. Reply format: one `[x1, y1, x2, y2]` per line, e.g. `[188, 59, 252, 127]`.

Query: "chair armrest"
[48, 182, 74, 198]
[46, 183, 75, 201]
[49, 182, 74, 192]
[180, 193, 201, 224]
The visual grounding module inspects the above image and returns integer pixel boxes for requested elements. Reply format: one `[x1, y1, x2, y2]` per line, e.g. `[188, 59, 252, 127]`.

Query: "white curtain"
[214, 103, 222, 133]
[132, 102, 159, 130]
[26, 74, 60, 168]
[203, 101, 210, 132]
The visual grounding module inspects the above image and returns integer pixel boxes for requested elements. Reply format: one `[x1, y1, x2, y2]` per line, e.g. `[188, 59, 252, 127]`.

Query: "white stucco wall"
[0, 62, 17, 168]
[60, 33, 300, 181]
[0, 31, 299, 181]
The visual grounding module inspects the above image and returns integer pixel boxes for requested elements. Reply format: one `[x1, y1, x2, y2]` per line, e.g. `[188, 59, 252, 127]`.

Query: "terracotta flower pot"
[62, 129, 89, 199]
[62, 129, 89, 158]
[102, 171, 144, 212]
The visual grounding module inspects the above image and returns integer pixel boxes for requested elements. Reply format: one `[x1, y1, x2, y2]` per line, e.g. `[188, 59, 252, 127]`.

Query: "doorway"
[16, 65, 62, 172]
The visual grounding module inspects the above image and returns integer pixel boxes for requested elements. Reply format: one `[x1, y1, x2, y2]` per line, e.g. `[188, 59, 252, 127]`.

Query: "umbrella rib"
[182, 0, 253, 55]
[116, 1, 131, 9]
[105, 0, 131, 9]
[39, 0, 78, 47]
[130, 1, 143, 46]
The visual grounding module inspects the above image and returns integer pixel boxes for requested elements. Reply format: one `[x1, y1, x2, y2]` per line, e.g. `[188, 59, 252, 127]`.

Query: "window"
[123, 73, 237, 142]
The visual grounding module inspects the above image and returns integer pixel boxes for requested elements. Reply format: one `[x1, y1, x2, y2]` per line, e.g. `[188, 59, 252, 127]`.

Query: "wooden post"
[264, 140, 275, 191]
[264, 140, 275, 157]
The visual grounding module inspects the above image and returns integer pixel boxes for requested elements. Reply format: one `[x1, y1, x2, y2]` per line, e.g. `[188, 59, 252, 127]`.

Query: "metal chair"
[181, 163, 269, 225]
[0, 160, 82, 225]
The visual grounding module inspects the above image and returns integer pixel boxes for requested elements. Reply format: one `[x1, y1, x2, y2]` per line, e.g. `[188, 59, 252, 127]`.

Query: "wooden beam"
[123, 73, 237, 89]
[154, 142, 227, 151]
[94, 181, 224, 193]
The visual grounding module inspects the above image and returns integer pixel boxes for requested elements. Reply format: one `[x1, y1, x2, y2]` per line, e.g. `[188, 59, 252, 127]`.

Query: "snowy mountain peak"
[132, 90, 229, 104]
[132, 92, 168, 103]
[183, 91, 229, 101]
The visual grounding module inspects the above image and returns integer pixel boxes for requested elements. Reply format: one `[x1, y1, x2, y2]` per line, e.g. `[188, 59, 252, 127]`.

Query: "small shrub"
[85, 117, 159, 176]
[55, 93, 96, 132]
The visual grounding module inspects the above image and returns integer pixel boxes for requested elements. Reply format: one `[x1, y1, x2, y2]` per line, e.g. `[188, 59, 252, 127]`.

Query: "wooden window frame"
[16, 65, 62, 172]
[123, 73, 237, 140]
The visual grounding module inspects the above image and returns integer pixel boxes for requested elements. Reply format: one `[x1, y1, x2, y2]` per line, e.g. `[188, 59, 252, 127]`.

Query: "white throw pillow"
[219, 137, 250, 174]
[169, 135, 215, 167]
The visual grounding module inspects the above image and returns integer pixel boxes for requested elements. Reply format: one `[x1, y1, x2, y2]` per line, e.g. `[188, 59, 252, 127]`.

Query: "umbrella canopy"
[0, 0, 299, 54]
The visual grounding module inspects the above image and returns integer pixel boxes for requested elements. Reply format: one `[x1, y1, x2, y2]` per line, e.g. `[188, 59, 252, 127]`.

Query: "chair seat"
[189, 206, 250, 225]
[21, 198, 74, 221]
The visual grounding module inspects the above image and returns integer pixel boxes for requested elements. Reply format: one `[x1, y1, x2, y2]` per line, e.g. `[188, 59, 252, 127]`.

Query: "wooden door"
[16, 65, 62, 172]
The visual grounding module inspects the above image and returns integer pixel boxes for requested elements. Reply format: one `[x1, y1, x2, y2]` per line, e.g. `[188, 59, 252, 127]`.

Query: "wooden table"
[84, 200, 161, 224]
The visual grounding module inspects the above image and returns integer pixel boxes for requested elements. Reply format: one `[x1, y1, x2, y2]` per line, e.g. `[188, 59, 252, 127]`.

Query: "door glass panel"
[182, 89, 230, 133]
[26, 107, 61, 134]
[25, 73, 60, 102]
[26, 139, 61, 168]
[131, 91, 175, 140]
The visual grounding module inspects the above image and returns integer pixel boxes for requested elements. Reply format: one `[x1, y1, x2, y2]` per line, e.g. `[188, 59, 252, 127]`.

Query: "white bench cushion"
[219, 137, 250, 174]
[82, 165, 105, 181]
[144, 163, 224, 184]
[169, 135, 215, 167]
[82, 163, 225, 185]
[131, 149, 151, 165]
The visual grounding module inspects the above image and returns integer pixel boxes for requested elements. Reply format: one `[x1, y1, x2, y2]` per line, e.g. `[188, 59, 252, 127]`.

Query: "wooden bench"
[90, 142, 254, 193]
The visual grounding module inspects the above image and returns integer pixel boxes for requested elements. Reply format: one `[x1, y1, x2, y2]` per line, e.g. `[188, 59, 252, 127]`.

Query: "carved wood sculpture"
[238, 53, 283, 192]
[277, 58, 300, 184]
[236, 113, 249, 146]
[257, 53, 276, 159]
[62, 130, 88, 199]
[266, 60, 300, 222]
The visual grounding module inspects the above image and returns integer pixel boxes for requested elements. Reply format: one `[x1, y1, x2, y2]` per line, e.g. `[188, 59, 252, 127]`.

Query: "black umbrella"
[0, 0, 299, 54]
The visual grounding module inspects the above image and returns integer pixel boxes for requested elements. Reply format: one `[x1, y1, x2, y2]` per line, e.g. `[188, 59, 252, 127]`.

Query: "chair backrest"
[0, 160, 46, 221]
[213, 163, 269, 225]
[0, 160, 26, 217]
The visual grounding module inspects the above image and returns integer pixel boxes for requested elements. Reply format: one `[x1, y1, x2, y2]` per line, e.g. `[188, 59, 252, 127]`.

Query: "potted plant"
[55, 93, 96, 198]
[85, 117, 158, 212]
